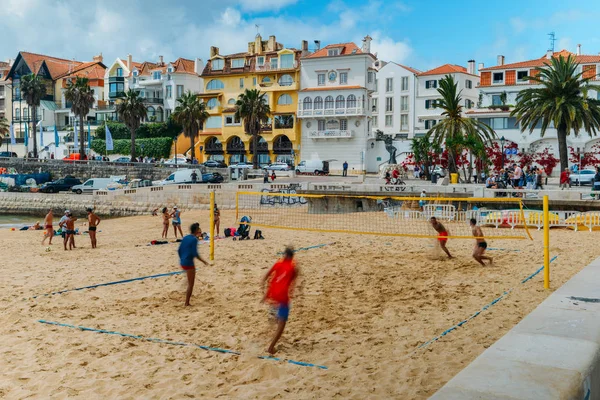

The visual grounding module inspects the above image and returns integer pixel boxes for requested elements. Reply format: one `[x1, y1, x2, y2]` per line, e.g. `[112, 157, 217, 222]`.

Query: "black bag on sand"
[253, 230, 264, 240]
[224, 228, 231, 237]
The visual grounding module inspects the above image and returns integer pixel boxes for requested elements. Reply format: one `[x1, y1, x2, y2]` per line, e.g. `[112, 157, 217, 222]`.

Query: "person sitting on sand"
[171, 206, 183, 239]
[430, 217, 452, 259]
[42, 209, 54, 245]
[214, 203, 221, 237]
[470, 218, 492, 266]
[178, 222, 209, 306]
[152, 208, 159, 216]
[161, 207, 170, 239]
[28, 221, 41, 230]
[86, 208, 101, 249]
[262, 247, 299, 354]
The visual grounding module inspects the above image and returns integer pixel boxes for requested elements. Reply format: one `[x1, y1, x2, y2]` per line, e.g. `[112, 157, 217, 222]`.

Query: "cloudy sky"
[1, 0, 599, 71]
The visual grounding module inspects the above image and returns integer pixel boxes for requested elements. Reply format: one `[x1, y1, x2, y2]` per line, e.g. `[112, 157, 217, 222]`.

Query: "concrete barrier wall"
[431, 256, 600, 400]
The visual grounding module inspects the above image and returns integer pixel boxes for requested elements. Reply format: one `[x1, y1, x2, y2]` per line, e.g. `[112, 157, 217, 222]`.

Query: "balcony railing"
[142, 97, 163, 105]
[255, 62, 298, 72]
[309, 130, 353, 139]
[109, 76, 125, 83]
[257, 81, 299, 91]
[297, 107, 365, 118]
[109, 91, 125, 99]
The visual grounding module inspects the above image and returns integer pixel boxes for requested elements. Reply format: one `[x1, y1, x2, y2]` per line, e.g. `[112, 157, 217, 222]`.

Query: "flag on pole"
[54, 125, 59, 146]
[24, 123, 29, 148]
[74, 122, 78, 145]
[9, 124, 15, 145]
[87, 121, 92, 153]
[105, 124, 114, 151]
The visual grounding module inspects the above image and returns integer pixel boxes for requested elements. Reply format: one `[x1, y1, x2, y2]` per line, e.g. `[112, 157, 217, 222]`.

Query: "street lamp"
[500, 136, 505, 169]
[173, 136, 178, 166]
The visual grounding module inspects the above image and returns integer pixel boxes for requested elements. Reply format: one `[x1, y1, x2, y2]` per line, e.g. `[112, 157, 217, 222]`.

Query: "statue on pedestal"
[375, 130, 397, 165]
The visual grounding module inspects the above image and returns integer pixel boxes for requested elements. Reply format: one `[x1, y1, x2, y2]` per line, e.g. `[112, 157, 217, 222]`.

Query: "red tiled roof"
[419, 64, 475, 77]
[481, 50, 600, 71]
[62, 62, 106, 82]
[304, 43, 363, 59]
[391, 62, 421, 74]
[300, 85, 365, 92]
[20, 51, 84, 79]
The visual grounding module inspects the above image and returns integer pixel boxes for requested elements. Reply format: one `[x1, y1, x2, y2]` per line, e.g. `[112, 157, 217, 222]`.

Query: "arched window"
[314, 96, 323, 109]
[278, 74, 293, 86]
[261, 77, 271, 83]
[147, 106, 155, 119]
[156, 107, 164, 122]
[206, 79, 224, 90]
[303, 97, 312, 110]
[347, 94, 357, 108]
[278, 94, 293, 105]
[326, 120, 339, 130]
[207, 98, 220, 110]
[335, 95, 345, 109]
[324, 96, 334, 109]
[228, 98, 236, 105]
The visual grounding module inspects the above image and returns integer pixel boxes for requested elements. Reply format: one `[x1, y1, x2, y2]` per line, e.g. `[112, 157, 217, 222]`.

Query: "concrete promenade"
[431, 256, 600, 399]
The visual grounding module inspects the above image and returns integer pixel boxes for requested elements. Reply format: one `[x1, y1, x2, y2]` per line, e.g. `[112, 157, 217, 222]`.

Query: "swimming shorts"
[478, 241, 488, 249]
[66, 230, 75, 235]
[274, 303, 289, 321]
[45, 224, 52, 229]
[89, 227, 97, 231]
[438, 231, 448, 244]
[181, 265, 195, 271]
[172, 221, 181, 226]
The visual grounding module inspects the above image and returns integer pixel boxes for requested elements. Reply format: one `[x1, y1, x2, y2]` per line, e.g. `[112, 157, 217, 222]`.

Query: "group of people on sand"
[429, 217, 492, 266]
[41, 208, 101, 250]
[160, 204, 221, 238]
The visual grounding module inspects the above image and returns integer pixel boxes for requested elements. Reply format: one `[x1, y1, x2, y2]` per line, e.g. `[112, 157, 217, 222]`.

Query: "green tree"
[235, 89, 271, 169]
[116, 89, 147, 160]
[20, 73, 47, 158]
[411, 136, 441, 180]
[64, 77, 95, 159]
[511, 55, 600, 172]
[0, 117, 9, 139]
[171, 91, 208, 163]
[426, 75, 496, 174]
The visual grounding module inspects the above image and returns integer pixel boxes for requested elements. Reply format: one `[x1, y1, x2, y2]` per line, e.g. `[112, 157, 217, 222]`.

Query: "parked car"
[0, 151, 18, 158]
[570, 169, 596, 185]
[203, 160, 227, 168]
[202, 172, 224, 183]
[164, 157, 189, 165]
[39, 177, 82, 193]
[63, 153, 88, 162]
[431, 166, 446, 178]
[154, 168, 200, 186]
[111, 156, 133, 163]
[229, 162, 253, 169]
[266, 162, 291, 171]
[295, 159, 330, 175]
[71, 178, 114, 194]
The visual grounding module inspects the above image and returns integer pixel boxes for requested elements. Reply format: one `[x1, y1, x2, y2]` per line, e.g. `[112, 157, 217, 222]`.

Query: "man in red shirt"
[262, 247, 299, 354]
[560, 168, 570, 190]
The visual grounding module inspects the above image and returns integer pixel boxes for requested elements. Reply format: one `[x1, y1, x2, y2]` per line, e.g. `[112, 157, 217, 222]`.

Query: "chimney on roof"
[314, 40, 321, 51]
[478, 62, 484, 73]
[255, 34, 263, 55]
[497, 55, 505, 66]
[194, 58, 203, 74]
[210, 46, 219, 57]
[93, 53, 103, 63]
[127, 54, 132, 70]
[362, 35, 372, 53]
[159, 55, 164, 65]
[268, 35, 276, 52]
[467, 59, 475, 75]
[577, 44, 582, 55]
[301, 40, 309, 54]
[546, 50, 553, 59]
[248, 41, 255, 54]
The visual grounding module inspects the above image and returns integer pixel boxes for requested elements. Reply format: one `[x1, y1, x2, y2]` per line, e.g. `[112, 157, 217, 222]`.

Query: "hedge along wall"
[94, 121, 183, 140]
[91, 138, 173, 159]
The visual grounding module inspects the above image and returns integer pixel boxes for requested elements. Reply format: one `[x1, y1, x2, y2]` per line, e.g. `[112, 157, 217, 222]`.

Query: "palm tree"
[171, 91, 209, 163]
[235, 89, 271, 169]
[20, 73, 47, 158]
[64, 77, 96, 159]
[511, 55, 600, 172]
[116, 89, 147, 160]
[0, 118, 9, 152]
[426, 75, 496, 174]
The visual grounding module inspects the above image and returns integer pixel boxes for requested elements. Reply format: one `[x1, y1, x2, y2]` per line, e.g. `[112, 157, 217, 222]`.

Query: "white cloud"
[369, 33, 412, 63]
[237, 0, 297, 12]
[510, 17, 526, 34]
[220, 7, 242, 26]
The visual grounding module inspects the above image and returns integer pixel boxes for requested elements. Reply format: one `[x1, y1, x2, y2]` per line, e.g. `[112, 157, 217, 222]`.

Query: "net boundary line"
[38, 320, 328, 370]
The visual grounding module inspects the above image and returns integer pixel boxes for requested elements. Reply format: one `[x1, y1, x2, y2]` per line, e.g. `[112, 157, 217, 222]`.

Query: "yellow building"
[195, 34, 308, 166]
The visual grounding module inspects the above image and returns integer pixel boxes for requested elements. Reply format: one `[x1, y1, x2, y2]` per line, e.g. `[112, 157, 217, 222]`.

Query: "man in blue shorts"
[178, 222, 209, 306]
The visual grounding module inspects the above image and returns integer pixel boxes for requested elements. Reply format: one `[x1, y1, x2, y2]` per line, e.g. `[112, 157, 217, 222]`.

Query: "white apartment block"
[0, 60, 13, 123]
[297, 36, 377, 173]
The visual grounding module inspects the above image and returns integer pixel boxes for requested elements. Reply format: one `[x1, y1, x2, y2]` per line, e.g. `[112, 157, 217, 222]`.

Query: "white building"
[99, 55, 204, 123]
[0, 60, 13, 124]
[469, 49, 600, 168]
[298, 37, 377, 173]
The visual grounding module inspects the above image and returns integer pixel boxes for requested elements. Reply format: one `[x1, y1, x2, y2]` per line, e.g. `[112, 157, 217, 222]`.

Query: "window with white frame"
[400, 96, 408, 111]
[386, 78, 393, 92]
[153, 71, 161, 80]
[231, 58, 245, 68]
[257, 56, 265, 66]
[278, 94, 293, 105]
[493, 72, 504, 84]
[116, 68, 123, 77]
[176, 85, 184, 98]
[465, 99, 474, 109]
[206, 116, 222, 129]
[347, 94, 357, 108]
[318, 120, 326, 131]
[400, 114, 408, 131]
[335, 95, 345, 109]
[133, 70, 138, 77]
[466, 80, 473, 89]
[280, 54, 294, 69]
[225, 114, 241, 125]
[318, 73, 325, 86]
[211, 59, 224, 70]
[425, 99, 436, 109]
[166, 85, 172, 98]
[303, 97, 312, 110]
[425, 120, 437, 129]
[425, 80, 437, 89]
[239, 78, 244, 88]
[517, 71, 528, 81]
[228, 98, 236, 105]
[385, 115, 393, 127]
[278, 74, 293, 86]
[270, 57, 278, 69]
[401, 76, 409, 91]
[207, 79, 224, 90]
[326, 119, 339, 130]
[167, 67, 173, 73]
[328, 48, 340, 56]
[385, 97, 393, 112]
[314, 96, 323, 109]
[372, 115, 378, 127]
[340, 72, 348, 84]
[253, 77, 257, 86]
[340, 119, 348, 131]
[368, 71, 375, 83]
[324, 96, 334, 109]
[207, 98, 220, 110]
[372, 98, 378, 112]
[492, 95, 502, 105]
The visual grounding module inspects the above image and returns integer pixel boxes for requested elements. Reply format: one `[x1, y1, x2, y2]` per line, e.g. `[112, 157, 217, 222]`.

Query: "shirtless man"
[430, 217, 452, 258]
[86, 208, 101, 249]
[42, 208, 54, 245]
[470, 218, 492, 266]
[62, 212, 78, 251]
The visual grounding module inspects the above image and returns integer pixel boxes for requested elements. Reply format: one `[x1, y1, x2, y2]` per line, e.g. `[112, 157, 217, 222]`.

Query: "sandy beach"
[1, 210, 598, 399]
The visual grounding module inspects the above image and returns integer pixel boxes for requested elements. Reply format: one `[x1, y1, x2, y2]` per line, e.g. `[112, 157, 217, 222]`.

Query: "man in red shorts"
[262, 247, 299, 354]
[430, 217, 452, 258]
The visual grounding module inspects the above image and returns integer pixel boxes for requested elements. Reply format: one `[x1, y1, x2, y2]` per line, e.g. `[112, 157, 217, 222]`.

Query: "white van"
[295, 160, 330, 175]
[71, 178, 114, 194]
[154, 169, 201, 186]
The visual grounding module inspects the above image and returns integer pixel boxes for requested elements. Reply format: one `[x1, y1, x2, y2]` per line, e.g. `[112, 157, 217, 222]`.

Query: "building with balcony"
[298, 36, 377, 173]
[0, 59, 13, 123]
[197, 34, 306, 165]
[468, 48, 600, 167]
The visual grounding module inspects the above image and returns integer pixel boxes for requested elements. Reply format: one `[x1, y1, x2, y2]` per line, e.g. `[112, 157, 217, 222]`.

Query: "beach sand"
[1, 210, 598, 399]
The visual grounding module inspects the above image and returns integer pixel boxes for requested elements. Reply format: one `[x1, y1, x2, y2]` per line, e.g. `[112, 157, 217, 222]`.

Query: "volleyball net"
[235, 191, 534, 240]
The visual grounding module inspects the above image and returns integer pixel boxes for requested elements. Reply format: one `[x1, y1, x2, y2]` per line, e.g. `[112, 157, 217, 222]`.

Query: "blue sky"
[1, 0, 599, 72]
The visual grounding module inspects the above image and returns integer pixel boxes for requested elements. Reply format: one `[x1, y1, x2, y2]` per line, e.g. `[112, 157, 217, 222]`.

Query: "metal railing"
[255, 62, 298, 72]
[297, 107, 365, 117]
[309, 130, 353, 138]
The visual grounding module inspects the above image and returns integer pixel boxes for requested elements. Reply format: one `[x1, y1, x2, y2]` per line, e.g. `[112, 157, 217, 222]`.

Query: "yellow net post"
[543, 195, 550, 289]
[210, 191, 215, 261]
